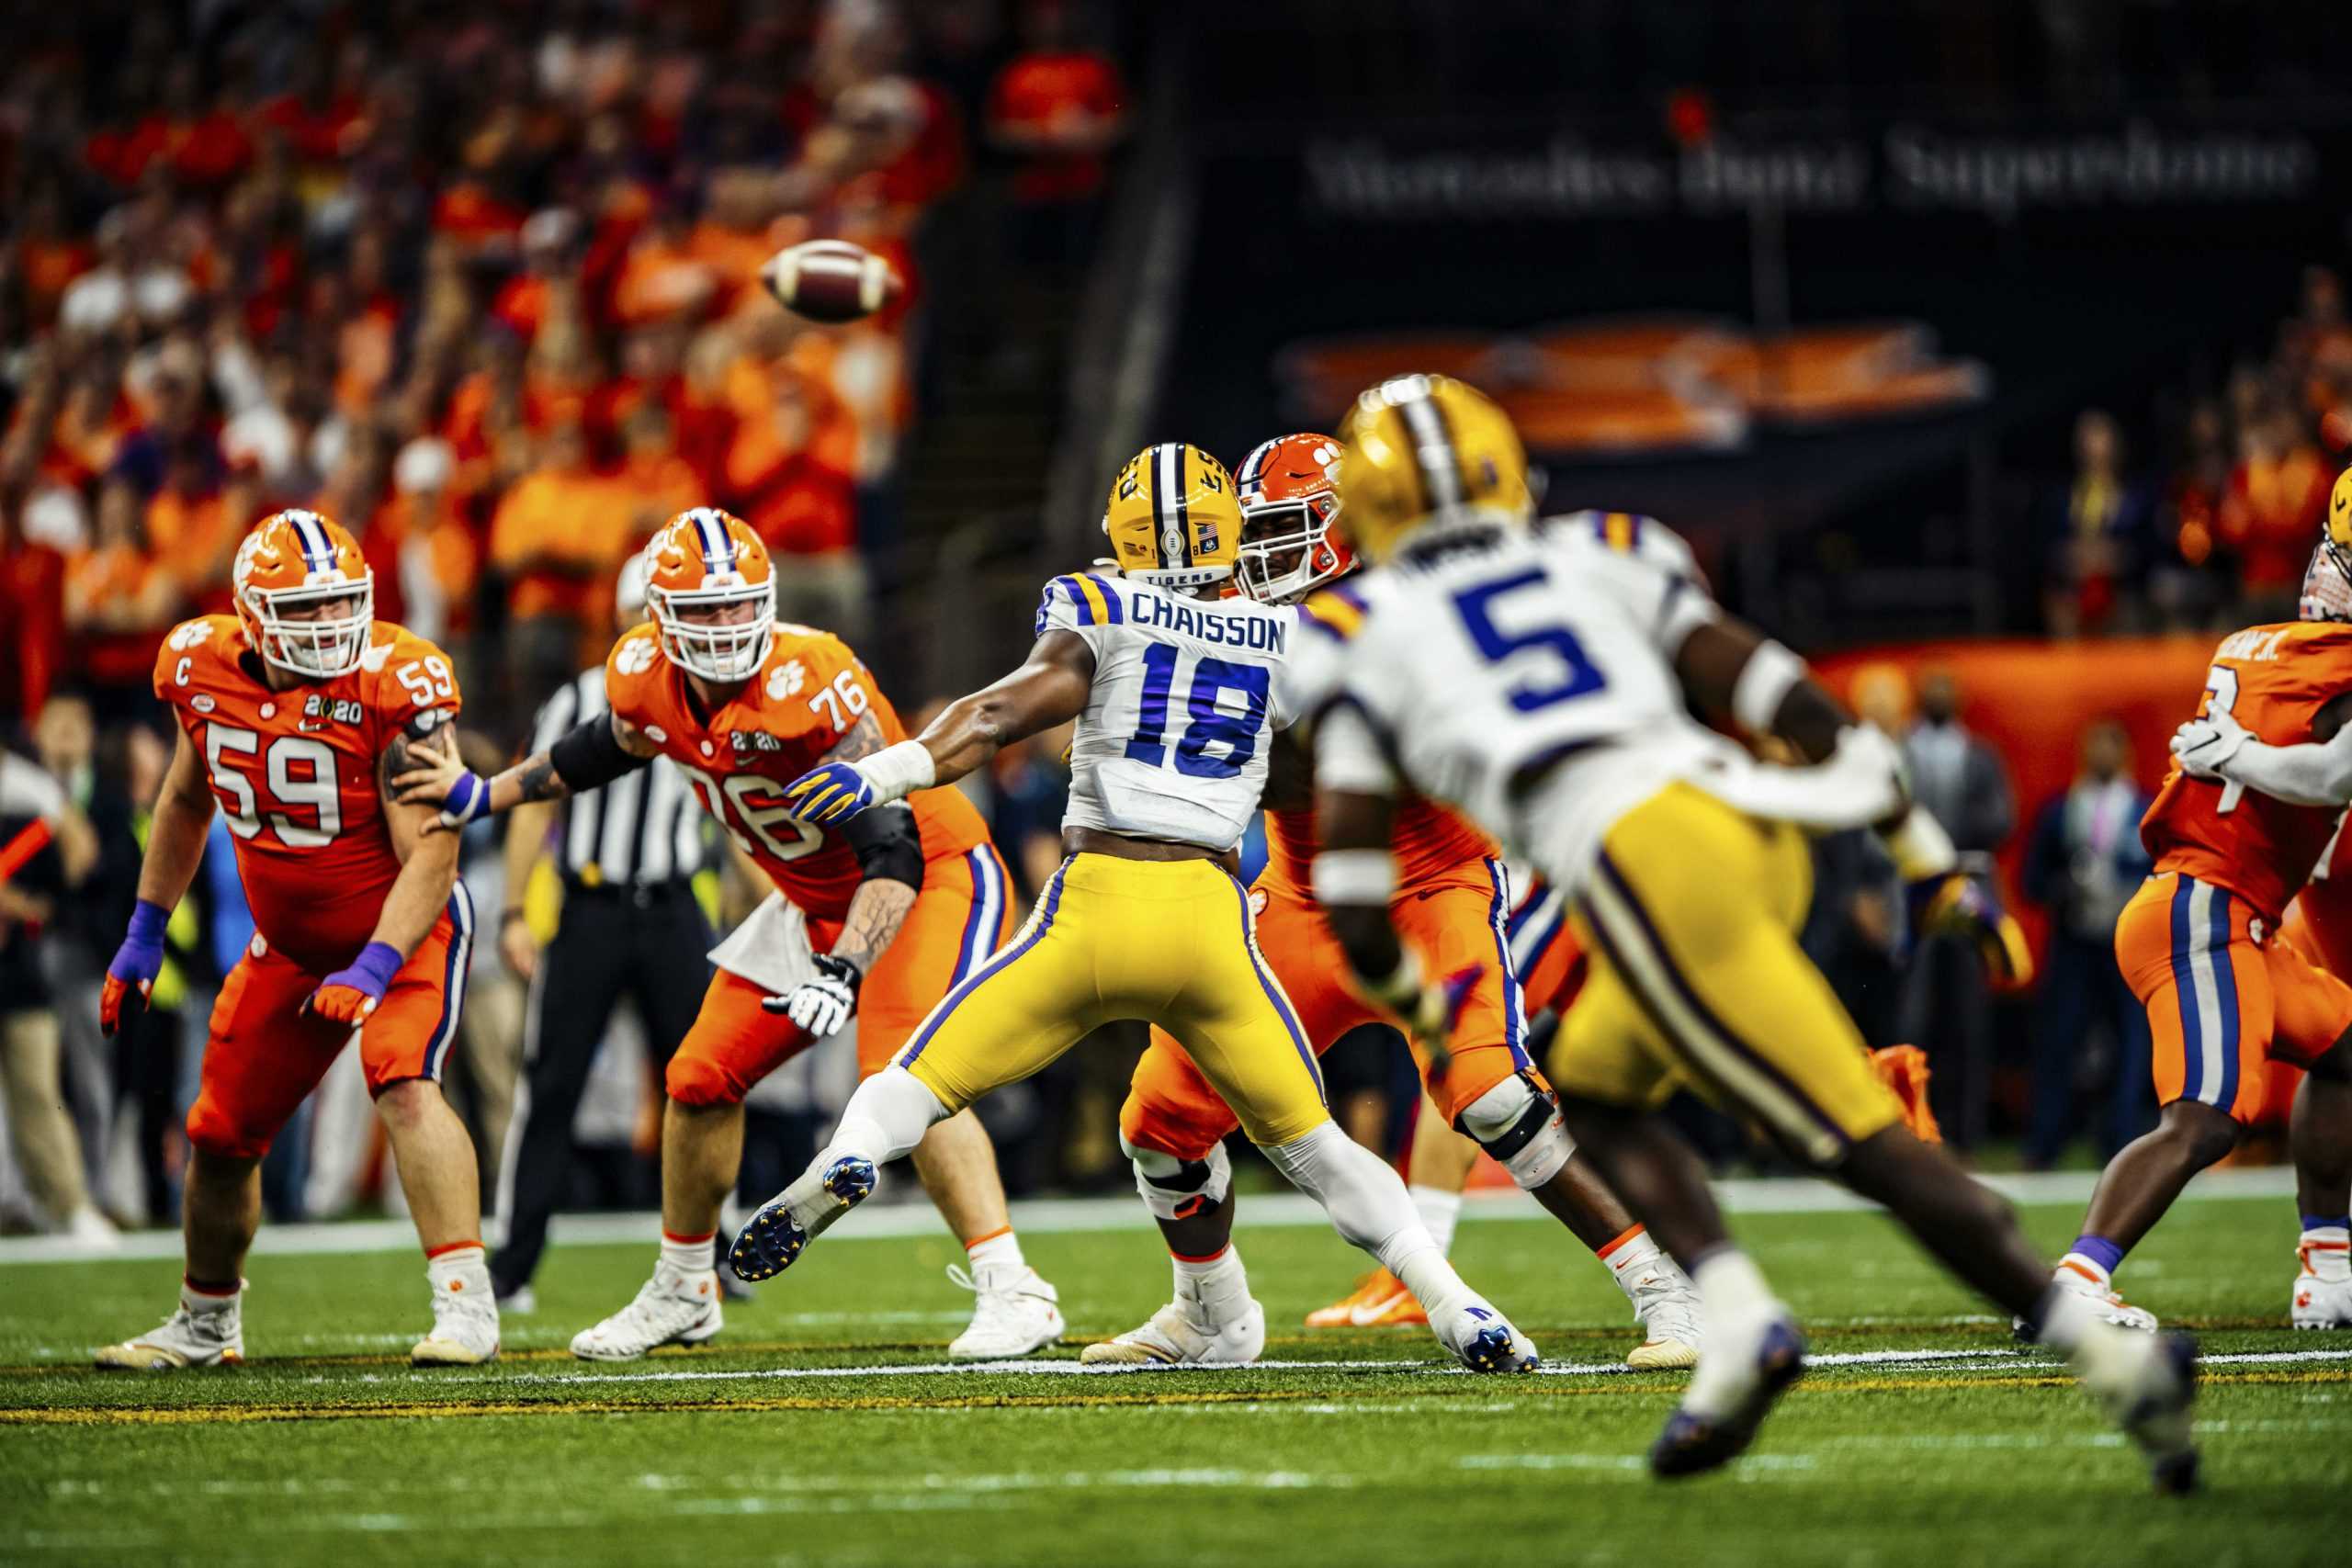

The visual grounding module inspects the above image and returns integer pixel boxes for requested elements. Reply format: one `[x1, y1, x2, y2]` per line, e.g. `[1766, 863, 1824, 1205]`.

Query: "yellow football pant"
[1551, 782, 1902, 1167]
[896, 853, 1332, 1148]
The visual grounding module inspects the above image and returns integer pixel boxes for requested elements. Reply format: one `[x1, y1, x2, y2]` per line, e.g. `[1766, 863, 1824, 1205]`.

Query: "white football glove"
[2171, 709, 2251, 780]
[762, 954, 861, 1036]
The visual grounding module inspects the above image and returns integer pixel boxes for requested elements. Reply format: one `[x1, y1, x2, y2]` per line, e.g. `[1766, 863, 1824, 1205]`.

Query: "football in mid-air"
[760, 239, 902, 324]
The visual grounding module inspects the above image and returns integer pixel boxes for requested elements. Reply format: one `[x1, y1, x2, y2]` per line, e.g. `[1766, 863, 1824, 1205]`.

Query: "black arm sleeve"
[840, 803, 924, 891]
[548, 716, 650, 793]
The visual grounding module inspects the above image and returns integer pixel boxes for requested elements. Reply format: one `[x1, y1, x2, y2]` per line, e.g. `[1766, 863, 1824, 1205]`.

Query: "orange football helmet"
[1232, 433, 1353, 604]
[641, 508, 775, 681]
[232, 509, 375, 678]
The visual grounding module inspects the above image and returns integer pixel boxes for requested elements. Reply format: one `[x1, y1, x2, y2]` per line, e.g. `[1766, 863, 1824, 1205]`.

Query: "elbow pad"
[548, 716, 648, 793]
[842, 803, 925, 890]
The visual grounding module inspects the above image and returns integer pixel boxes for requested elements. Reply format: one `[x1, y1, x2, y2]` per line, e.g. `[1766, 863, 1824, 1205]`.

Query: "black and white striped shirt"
[530, 668, 707, 888]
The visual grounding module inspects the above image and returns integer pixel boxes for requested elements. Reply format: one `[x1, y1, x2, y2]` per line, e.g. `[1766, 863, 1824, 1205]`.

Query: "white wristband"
[1730, 639, 1806, 735]
[1879, 803, 1957, 882]
[1313, 849, 1397, 906]
[859, 739, 938, 805]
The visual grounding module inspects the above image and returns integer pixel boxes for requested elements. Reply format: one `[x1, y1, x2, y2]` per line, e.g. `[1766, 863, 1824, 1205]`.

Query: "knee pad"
[1457, 1072, 1574, 1190]
[1122, 1133, 1232, 1224]
[663, 1051, 746, 1110]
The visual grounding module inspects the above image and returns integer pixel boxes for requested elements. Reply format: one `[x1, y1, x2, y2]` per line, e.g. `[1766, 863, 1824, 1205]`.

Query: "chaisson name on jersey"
[1128, 590, 1289, 652]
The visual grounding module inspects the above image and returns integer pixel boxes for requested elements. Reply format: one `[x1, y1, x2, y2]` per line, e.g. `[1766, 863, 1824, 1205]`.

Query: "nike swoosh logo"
[1347, 1292, 1412, 1325]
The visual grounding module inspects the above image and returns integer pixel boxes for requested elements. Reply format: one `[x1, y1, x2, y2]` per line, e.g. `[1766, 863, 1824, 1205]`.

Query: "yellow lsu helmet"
[1334, 373, 1532, 563]
[2307, 464, 2352, 622]
[1102, 442, 1243, 589]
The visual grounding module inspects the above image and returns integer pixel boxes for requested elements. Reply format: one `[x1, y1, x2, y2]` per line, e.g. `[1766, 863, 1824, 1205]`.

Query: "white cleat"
[946, 1265, 1066, 1360]
[1080, 1298, 1267, 1366]
[412, 1283, 502, 1368]
[2292, 1267, 2352, 1329]
[570, 1269, 724, 1362]
[62, 1207, 122, 1252]
[1430, 1296, 1539, 1373]
[95, 1296, 243, 1371]
[2030, 1259, 2156, 1334]
[2075, 1325, 2199, 1494]
[1625, 1259, 1705, 1371]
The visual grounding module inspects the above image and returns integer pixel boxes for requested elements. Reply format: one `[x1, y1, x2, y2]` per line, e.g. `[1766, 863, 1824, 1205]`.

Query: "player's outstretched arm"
[99, 728, 215, 1035]
[2177, 692, 2352, 807]
[393, 711, 658, 833]
[784, 631, 1095, 827]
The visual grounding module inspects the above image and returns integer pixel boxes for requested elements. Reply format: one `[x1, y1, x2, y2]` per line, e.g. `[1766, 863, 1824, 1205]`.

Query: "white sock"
[180, 1278, 240, 1315]
[826, 1067, 952, 1167]
[1391, 1246, 1475, 1319]
[2302, 1225, 2352, 1282]
[1600, 1226, 1666, 1301]
[965, 1227, 1025, 1281]
[426, 1244, 492, 1301]
[659, 1228, 717, 1280]
[1263, 1123, 1437, 1276]
[1690, 1247, 1776, 1324]
[1173, 1245, 1253, 1325]
[1408, 1185, 1462, 1257]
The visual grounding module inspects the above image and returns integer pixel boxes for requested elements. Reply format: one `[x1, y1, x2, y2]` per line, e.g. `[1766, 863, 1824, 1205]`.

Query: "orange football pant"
[187, 891, 476, 1160]
[1120, 860, 1535, 1162]
[2114, 871, 2352, 1126]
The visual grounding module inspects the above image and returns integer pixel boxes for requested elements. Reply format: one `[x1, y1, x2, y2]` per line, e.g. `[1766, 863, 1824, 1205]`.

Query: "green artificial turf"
[2, 1192, 2345, 1566]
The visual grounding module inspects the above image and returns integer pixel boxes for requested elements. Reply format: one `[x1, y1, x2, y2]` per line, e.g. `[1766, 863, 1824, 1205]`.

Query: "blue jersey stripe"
[2169, 878, 2203, 1104]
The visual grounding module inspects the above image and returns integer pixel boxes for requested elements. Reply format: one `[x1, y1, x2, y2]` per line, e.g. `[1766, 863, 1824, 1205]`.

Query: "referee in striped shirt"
[492, 560, 713, 1309]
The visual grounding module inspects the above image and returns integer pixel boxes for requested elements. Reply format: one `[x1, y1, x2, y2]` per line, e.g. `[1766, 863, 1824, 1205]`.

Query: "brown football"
[760, 239, 902, 324]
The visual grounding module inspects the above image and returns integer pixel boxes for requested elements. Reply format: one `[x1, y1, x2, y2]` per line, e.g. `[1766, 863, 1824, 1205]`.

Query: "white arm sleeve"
[2216, 728, 2352, 808]
[1314, 701, 1399, 796]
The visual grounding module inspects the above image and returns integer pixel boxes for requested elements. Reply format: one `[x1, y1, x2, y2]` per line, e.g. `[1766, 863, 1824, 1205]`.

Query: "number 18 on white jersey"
[1035, 570, 1298, 852]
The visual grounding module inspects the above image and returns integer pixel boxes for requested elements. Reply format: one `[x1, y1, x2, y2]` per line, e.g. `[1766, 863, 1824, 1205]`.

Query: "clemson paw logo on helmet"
[767, 660, 808, 701]
[614, 637, 660, 677]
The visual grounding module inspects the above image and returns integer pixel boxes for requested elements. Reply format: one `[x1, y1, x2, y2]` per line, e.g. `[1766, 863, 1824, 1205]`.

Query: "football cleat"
[729, 1155, 877, 1282]
[1650, 1314, 1806, 1479]
[570, 1269, 723, 1361]
[945, 1264, 1067, 1360]
[2016, 1259, 2157, 1338]
[1080, 1298, 1267, 1367]
[1431, 1298, 1539, 1373]
[2291, 1256, 2352, 1329]
[2076, 1327, 2199, 1495]
[413, 1285, 502, 1368]
[95, 1296, 245, 1371]
[1624, 1260, 1705, 1371]
[1304, 1268, 1428, 1328]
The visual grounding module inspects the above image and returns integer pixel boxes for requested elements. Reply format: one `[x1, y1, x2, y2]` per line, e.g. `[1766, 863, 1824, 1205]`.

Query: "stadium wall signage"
[1304, 120, 2323, 222]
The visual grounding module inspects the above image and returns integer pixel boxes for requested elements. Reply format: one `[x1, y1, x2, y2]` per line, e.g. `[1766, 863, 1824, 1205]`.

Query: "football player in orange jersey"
[2052, 471, 2352, 1331]
[1082, 437, 1702, 1369]
[94, 511, 497, 1370]
[2142, 468, 2352, 1330]
[396, 509, 1060, 1360]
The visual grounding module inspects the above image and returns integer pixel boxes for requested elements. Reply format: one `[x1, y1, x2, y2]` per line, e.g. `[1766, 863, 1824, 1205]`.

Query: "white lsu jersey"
[1280, 514, 1738, 891]
[1035, 570, 1298, 852]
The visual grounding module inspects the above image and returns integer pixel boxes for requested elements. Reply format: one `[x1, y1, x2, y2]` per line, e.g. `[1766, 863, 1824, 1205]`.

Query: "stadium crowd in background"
[2041, 264, 2352, 637]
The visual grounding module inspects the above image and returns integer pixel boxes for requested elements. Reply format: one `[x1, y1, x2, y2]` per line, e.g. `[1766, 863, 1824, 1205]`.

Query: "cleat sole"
[1652, 1318, 1806, 1479]
[728, 1156, 877, 1282]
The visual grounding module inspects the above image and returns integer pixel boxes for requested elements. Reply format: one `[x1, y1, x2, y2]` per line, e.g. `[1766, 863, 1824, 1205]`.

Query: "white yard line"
[0, 1166, 2300, 1266]
[459, 1342, 2352, 1390]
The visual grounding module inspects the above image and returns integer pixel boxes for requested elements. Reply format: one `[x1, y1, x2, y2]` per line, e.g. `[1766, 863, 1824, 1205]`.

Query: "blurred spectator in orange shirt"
[383, 438, 481, 655]
[987, 3, 1128, 209]
[720, 327, 863, 638]
[614, 404, 703, 554]
[614, 202, 721, 329]
[145, 443, 238, 612]
[15, 186, 96, 330]
[65, 479, 180, 715]
[492, 419, 628, 692]
[492, 210, 582, 344]
[2219, 403, 2332, 621]
[2153, 400, 2233, 631]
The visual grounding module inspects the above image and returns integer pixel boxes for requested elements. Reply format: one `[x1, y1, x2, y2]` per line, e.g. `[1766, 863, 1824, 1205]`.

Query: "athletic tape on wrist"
[861, 740, 937, 804]
[1730, 639, 1806, 735]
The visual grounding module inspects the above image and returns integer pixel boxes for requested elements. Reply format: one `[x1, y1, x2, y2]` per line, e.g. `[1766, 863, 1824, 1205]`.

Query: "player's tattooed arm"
[392, 710, 655, 828]
[826, 875, 920, 975]
[819, 707, 890, 765]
